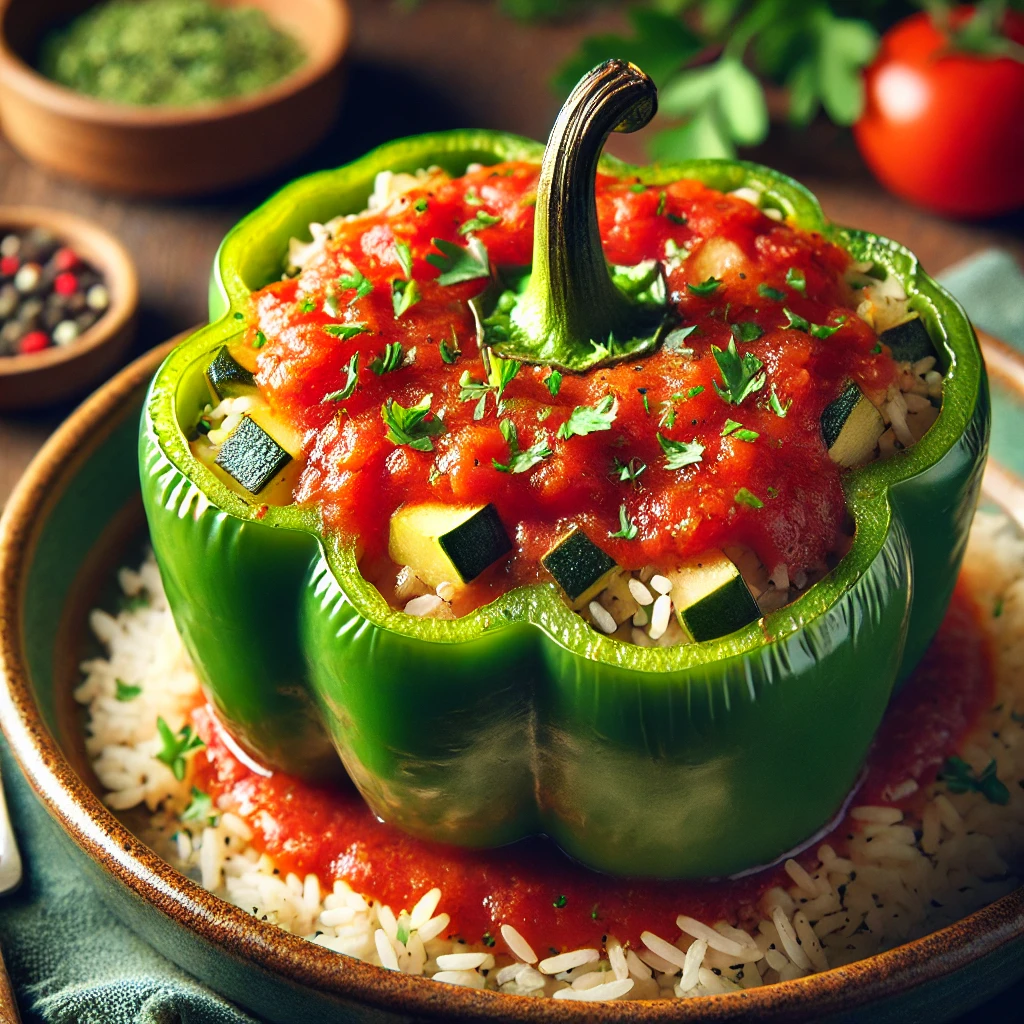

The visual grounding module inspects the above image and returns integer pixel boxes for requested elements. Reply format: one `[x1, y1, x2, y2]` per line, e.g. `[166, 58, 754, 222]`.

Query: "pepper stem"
[488, 60, 667, 372]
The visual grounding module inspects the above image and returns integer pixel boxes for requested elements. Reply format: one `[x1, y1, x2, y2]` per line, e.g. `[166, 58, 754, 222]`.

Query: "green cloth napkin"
[1, 248, 1022, 1024]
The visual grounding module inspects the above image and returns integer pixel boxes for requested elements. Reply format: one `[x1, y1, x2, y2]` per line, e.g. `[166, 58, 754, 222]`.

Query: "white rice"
[77, 511, 1024, 1001]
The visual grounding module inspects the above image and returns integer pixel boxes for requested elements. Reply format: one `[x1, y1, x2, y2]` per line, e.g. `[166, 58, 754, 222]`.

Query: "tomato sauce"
[192, 584, 993, 954]
[247, 162, 899, 601]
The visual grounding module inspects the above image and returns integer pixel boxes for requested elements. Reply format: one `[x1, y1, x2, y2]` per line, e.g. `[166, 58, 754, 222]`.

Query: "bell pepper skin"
[140, 69, 988, 877]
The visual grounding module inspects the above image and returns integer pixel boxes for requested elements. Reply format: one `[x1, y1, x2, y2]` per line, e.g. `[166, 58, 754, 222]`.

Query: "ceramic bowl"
[0, 0, 350, 197]
[0, 205, 137, 411]
[0, 340, 1024, 1022]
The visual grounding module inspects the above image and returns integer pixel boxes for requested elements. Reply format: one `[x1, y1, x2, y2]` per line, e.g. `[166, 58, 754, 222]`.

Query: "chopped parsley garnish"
[685, 385, 705, 399]
[557, 394, 617, 439]
[810, 316, 846, 340]
[155, 718, 205, 782]
[629, 183, 646, 193]
[687, 276, 722, 297]
[721, 419, 759, 442]
[391, 278, 421, 318]
[381, 394, 445, 452]
[769, 386, 791, 417]
[731, 321, 764, 343]
[735, 487, 764, 509]
[324, 352, 359, 401]
[783, 308, 810, 332]
[656, 191, 667, 216]
[439, 335, 460, 364]
[786, 267, 807, 293]
[871, 341, 883, 355]
[545, 369, 563, 397]
[458, 211, 502, 235]
[658, 401, 676, 429]
[252, 330, 267, 349]
[553, 894, 567, 908]
[613, 457, 647, 484]
[299, 298, 316, 313]
[492, 422, 553, 474]
[667, 213, 688, 225]
[658, 434, 704, 471]
[783, 308, 844, 338]
[639, 388, 650, 414]
[233, 311, 244, 321]
[115, 678, 142, 702]
[664, 324, 698, 354]
[464, 187, 483, 206]
[394, 240, 414, 279]
[414, 197, 429, 214]
[609, 504, 639, 540]
[757, 283, 786, 301]
[370, 342, 404, 376]
[339, 269, 373, 304]
[428, 464, 442, 485]
[181, 787, 218, 827]
[323, 323, 371, 341]
[712, 338, 766, 406]
[323, 292, 341, 319]
[458, 354, 520, 419]
[994, 597, 1004, 618]
[426, 237, 491, 285]
[939, 756, 1009, 805]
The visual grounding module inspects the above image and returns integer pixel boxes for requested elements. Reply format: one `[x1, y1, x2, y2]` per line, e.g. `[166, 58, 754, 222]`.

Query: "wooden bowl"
[0, 338, 1023, 1021]
[0, 0, 350, 197]
[0, 205, 137, 411]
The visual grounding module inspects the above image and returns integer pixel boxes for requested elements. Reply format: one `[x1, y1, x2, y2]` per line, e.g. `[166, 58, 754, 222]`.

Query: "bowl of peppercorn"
[0, 0, 350, 197]
[0, 206, 137, 410]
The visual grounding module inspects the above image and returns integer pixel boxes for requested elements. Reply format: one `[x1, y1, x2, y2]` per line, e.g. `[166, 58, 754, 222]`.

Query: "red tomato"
[854, 8, 1024, 218]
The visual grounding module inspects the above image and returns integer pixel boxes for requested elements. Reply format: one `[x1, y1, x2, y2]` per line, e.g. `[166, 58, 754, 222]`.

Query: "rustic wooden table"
[0, 0, 1020, 1018]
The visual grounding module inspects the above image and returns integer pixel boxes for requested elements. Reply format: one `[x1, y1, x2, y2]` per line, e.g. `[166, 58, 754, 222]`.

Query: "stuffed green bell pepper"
[140, 61, 989, 879]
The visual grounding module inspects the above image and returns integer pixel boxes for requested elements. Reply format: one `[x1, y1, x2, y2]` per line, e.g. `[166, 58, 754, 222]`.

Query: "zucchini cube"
[207, 346, 257, 400]
[542, 527, 618, 610]
[880, 316, 934, 364]
[668, 550, 760, 642]
[215, 415, 292, 495]
[821, 380, 886, 468]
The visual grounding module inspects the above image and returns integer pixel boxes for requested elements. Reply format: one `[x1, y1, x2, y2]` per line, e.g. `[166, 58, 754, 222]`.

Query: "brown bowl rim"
[0, 205, 137, 379]
[1, 338, 1023, 1021]
[0, 0, 350, 127]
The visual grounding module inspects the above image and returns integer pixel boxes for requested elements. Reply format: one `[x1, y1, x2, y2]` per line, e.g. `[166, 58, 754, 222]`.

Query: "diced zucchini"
[821, 380, 885, 468]
[879, 316, 934, 364]
[389, 503, 512, 588]
[542, 528, 618, 610]
[215, 415, 292, 494]
[206, 346, 257, 400]
[668, 550, 760, 643]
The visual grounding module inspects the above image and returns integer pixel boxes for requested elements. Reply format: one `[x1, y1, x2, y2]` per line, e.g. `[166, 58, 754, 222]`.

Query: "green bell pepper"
[140, 61, 989, 878]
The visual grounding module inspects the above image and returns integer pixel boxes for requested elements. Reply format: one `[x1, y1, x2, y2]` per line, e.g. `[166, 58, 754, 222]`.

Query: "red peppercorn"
[53, 247, 80, 273]
[54, 272, 79, 296]
[18, 330, 51, 354]
[0, 255, 19, 277]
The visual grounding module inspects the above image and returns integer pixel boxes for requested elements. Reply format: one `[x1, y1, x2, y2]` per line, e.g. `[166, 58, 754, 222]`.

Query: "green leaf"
[735, 487, 764, 509]
[115, 678, 142, 702]
[786, 57, 820, 127]
[395, 240, 414, 279]
[155, 718, 204, 782]
[939, 756, 1010, 805]
[810, 316, 845, 340]
[181, 786, 218, 826]
[731, 321, 764, 343]
[818, 18, 877, 126]
[687, 276, 723, 297]
[464, 186, 483, 207]
[324, 352, 359, 401]
[339, 268, 373, 304]
[252, 330, 267, 349]
[323, 323, 371, 341]
[391, 278, 421, 319]
[426, 237, 491, 286]
[783, 308, 810, 332]
[493, 435, 553, 474]
[370, 342, 404, 376]
[658, 63, 725, 117]
[717, 58, 769, 146]
[649, 107, 736, 162]
[381, 394, 445, 452]
[414, 197, 429, 214]
[546, 369, 563, 397]
[658, 400, 676, 429]
[786, 267, 807, 293]
[609, 504, 639, 540]
[557, 394, 617, 439]
[299, 298, 316, 313]
[613, 456, 647, 484]
[664, 325, 698, 353]
[757, 283, 786, 301]
[685, 385, 705, 398]
[733, 428, 759, 442]
[659, 433, 705, 471]
[459, 212, 502, 236]
[712, 337, 766, 405]
[769, 386, 791, 418]
[439, 336, 460, 364]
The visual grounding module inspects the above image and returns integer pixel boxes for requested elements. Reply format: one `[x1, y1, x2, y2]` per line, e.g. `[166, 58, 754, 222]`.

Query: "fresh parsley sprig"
[659, 434, 704, 471]
[609, 504, 639, 540]
[381, 394, 445, 452]
[339, 268, 373, 305]
[181, 786, 219, 827]
[459, 212, 502, 235]
[155, 718, 204, 782]
[323, 323, 371, 341]
[613, 456, 647, 484]
[370, 342, 404, 376]
[391, 279, 421, 318]
[712, 337, 766, 406]
[426, 237, 491, 285]
[492, 420, 553, 474]
[324, 352, 359, 401]
[458, 353, 521, 420]
[557, 394, 617, 439]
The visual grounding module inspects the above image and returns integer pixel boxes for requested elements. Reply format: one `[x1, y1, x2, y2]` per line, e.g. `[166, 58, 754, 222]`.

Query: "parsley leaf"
[664, 324, 698, 353]
[115, 678, 142, 702]
[492, 433, 553, 474]
[395, 240, 413, 279]
[299, 298, 316, 313]
[381, 394, 445, 452]
[658, 434, 704, 470]
[557, 394, 617, 439]
[685, 385, 705, 399]
[758, 283, 786, 301]
[609, 504, 639, 540]
[731, 321, 763, 343]
[426, 237, 491, 285]
[459, 211, 502, 235]
[720, 419, 758, 441]
[464, 187, 483, 206]
[252, 330, 267, 349]
[939, 756, 1010, 805]
[546, 370, 563, 397]
[439, 335, 460, 364]
[735, 487, 764, 509]
[712, 338, 766, 405]
[323, 323, 371, 341]
[391, 278, 421, 319]
[339, 269, 373, 304]
[414, 197, 429, 214]
[810, 316, 846, 340]
[370, 342, 404, 376]
[181, 786, 218, 827]
[613, 457, 647, 484]
[786, 267, 807, 293]
[658, 400, 676, 428]
[323, 352, 359, 401]
[687, 276, 722, 297]
[656, 191, 667, 216]
[155, 718, 204, 782]
[458, 354, 520, 420]
[769, 386, 791, 418]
